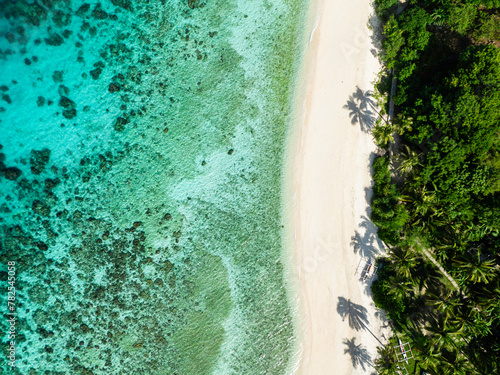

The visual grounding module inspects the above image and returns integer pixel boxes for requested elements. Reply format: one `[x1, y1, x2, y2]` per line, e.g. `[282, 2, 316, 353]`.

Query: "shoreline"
[281, 0, 320, 372]
[284, 0, 390, 373]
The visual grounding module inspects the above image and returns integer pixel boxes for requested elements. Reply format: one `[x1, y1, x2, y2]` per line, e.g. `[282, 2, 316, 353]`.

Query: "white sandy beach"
[287, 0, 389, 374]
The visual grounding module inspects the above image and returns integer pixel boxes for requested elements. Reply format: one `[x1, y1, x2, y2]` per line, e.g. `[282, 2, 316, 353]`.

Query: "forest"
[371, 0, 500, 374]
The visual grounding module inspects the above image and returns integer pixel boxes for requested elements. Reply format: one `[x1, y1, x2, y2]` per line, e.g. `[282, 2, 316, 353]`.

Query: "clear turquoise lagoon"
[0, 0, 306, 373]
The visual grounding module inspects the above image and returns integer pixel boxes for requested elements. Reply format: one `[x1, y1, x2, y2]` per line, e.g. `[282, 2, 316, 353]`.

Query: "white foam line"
[309, 5, 323, 42]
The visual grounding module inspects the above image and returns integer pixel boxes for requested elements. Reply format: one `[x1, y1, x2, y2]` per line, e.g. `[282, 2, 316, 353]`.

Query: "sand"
[286, 0, 390, 373]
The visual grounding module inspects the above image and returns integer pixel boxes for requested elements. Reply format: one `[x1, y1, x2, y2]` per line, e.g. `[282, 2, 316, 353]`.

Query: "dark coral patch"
[188, 0, 202, 9]
[45, 33, 64, 46]
[2, 94, 12, 104]
[52, 10, 72, 27]
[1, 167, 22, 180]
[63, 109, 77, 119]
[37, 96, 46, 107]
[35, 241, 49, 251]
[111, 0, 132, 11]
[92, 4, 108, 20]
[76, 3, 90, 16]
[114, 117, 128, 132]
[52, 71, 64, 83]
[58, 96, 75, 109]
[108, 83, 121, 93]
[30, 148, 51, 175]
[44, 178, 61, 190]
[32, 199, 51, 217]
[90, 67, 102, 80]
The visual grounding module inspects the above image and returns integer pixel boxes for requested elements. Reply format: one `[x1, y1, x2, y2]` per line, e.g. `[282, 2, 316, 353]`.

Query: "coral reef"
[30, 148, 51, 175]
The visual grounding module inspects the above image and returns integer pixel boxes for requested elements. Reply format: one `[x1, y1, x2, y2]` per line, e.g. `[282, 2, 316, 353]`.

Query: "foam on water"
[0, 0, 307, 373]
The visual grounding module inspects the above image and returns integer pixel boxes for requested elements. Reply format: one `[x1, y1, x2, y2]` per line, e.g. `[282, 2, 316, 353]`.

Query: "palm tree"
[439, 351, 475, 375]
[373, 344, 396, 374]
[416, 344, 444, 374]
[450, 309, 492, 338]
[427, 290, 462, 321]
[410, 256, 442, 291]
[393, 113, 414, 135]
[387, 246, 419, 279]
[372, 122, 395, 147]
[448, 292, 496, 338]
[453, 249, 497, 285]
[406, 292, 434, 328]
[397, 144, 422, 174]
[476, 284, 500, 313]
[426, 316, 463, 352]
[430, 9, 446, 26]
[433, 242, 460, 263]
[401, 185, 440, 218]
[386, 275, 412, 301]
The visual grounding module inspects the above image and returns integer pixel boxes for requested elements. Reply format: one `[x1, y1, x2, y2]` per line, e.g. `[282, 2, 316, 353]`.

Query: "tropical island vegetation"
[370, 0, 500, 373]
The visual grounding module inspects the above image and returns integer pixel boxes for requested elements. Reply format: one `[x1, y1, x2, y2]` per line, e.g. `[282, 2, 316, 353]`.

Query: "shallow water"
[0, 0, 306, 373]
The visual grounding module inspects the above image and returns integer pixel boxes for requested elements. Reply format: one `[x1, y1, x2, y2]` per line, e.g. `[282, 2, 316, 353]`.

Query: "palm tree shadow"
[368, 12, 384, 60]
[354, 86, 377, 109]
[337, 296, 369, 331]
[351, 215, 385, 260]
[351, 231, 377, 260]
[343, 337, 373, 370]
[343, 86, 377, 133]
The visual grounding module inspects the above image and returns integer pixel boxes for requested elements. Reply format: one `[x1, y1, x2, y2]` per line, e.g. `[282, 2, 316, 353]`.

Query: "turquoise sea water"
[0, 0, 306, 374]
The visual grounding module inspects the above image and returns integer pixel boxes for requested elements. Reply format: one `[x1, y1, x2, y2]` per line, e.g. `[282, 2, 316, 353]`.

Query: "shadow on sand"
[337, 296, 387, 347]
[368, 12, 384, 60]
[350, 215, 385, 260]
[343, 86, 377, 133]
[343, 337, 373, 371]
[337, 296, 369, 331]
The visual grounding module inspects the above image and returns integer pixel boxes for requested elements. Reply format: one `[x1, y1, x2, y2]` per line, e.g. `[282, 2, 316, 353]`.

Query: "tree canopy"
[372, 1, 500, 373]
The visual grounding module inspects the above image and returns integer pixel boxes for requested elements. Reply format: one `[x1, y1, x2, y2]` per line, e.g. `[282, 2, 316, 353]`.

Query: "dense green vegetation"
[371, 1, 500, 374]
